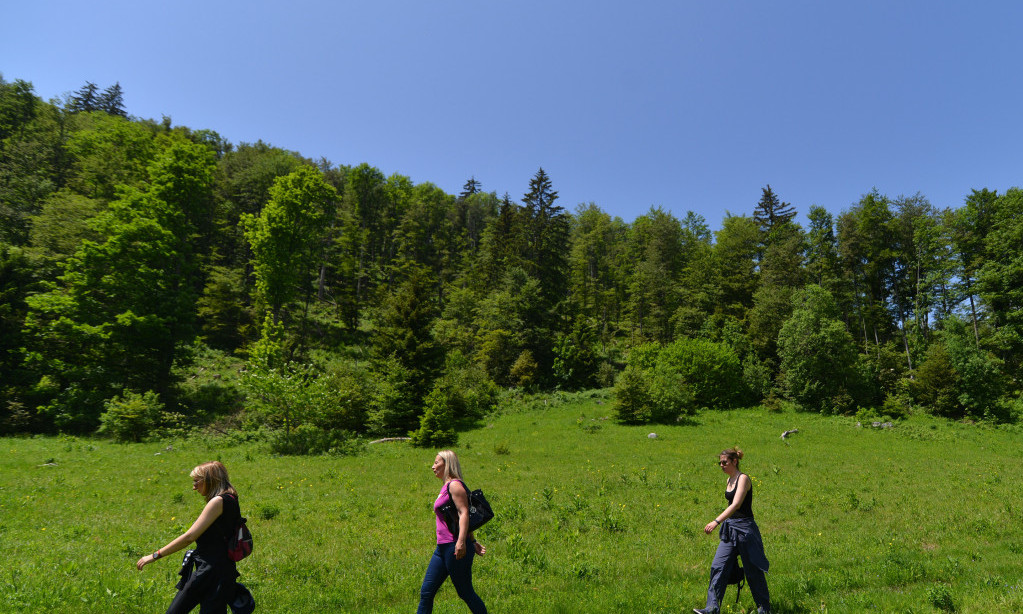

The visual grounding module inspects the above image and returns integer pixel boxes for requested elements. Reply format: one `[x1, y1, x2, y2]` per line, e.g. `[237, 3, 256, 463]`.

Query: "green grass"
[3, 391, 1023, 613]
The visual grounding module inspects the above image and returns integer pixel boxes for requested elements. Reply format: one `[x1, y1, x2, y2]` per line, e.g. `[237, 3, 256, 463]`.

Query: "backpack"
[222, 493, 253, 562]
[727, 561, 745, 604]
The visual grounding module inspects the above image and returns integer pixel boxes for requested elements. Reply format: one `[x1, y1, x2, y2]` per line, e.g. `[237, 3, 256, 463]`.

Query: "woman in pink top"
[417, 450, 488, 614]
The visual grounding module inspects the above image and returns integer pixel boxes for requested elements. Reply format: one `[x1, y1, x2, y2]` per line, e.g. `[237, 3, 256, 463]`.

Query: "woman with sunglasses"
[136, 461, 248, 614]
[694, 447, 771, 614]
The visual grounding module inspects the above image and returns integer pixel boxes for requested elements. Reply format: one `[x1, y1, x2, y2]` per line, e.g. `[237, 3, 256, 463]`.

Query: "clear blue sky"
[3, 1, 1022, 227]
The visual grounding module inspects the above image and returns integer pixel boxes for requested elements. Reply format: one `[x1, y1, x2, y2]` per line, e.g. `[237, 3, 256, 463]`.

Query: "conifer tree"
[71, 81, 100, 112]
[459, 176, 481, 199]
[99, 82, 126, 117]
[753, 184, 796, 235]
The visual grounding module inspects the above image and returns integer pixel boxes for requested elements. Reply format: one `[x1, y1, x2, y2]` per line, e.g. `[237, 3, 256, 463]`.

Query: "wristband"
[152, 550, 161, 560]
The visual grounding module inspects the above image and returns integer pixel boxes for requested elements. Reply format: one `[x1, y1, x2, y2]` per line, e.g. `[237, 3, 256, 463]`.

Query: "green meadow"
[3, 391, 1022, 613]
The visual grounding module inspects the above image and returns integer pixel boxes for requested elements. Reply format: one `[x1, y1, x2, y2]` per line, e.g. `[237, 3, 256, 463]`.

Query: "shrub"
[409, 389, 457, 447]
[552, 325, 600, 391]
[268, 423, 360, 455]
[777, 285, 859, 412]
[646, 362, 696, 421]
[912, 342, 959, 417]
[510, 350, 538, 389]
[611, 366, 653, 424]
[313, 361, 373, 432]
[97, 390, 164, 442]
[656, 337, 748, 408]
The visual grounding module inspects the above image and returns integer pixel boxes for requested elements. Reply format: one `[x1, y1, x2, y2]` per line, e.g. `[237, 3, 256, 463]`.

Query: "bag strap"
[445, 479, 469, 501]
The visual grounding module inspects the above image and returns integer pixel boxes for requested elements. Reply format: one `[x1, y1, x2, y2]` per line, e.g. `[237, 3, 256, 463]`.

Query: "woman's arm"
[136, 496, 224, 570]
[448, 480, 472, 559]
[703, 474, 750, 534]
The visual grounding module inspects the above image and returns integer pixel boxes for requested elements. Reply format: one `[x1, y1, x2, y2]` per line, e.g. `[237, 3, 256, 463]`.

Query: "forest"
[1, 74, 1021, 451]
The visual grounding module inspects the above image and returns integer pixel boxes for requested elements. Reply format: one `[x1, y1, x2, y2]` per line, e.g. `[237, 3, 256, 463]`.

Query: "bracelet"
[152, 550, 161, 560]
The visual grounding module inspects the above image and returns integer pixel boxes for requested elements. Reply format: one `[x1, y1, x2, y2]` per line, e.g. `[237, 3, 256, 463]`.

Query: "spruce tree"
[753, 184, 796, 234]
[459, 176, 481, 199]
[71, 81, 100, 112]
[99, 82, 126, 117]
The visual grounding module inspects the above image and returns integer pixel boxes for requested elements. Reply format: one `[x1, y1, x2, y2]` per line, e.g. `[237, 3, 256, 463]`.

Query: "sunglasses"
[718, 460, 731, 466]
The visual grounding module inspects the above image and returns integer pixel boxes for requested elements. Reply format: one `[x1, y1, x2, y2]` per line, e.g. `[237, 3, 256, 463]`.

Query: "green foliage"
[408, 393, 457, 447]
[267, 423, 361, 456]
[912, 342, 959, 418]
[430, 352, 499, 424]
[777, 285, 860, 412]
[611, 362, 696, 425]
[942, 317, 1008, 421]
[365, 356, 419, 435]
[97, 390, 164, 443]
[610, 365, 654, 424]
[22, 140, 216, 431]
[656, 337, 747, 409]
[509, 350, 538, 389]
[908, 318, 1010, 422]
[242, 165, 337, 322]
[551, 321, 601, 390]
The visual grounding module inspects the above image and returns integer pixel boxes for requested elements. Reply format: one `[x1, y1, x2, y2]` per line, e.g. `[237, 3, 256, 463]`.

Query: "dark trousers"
[417, 542, 487, 614]
[166, 555, 235, 614]
[705, 521, 770, 612]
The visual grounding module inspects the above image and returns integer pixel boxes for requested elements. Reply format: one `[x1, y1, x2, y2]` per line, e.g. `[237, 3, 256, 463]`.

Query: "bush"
[365, 357, 419, 435]
[268, 423, 361, 455]
[912, 342, 959, 417]
[510, 350, 538, 389]
[611, 366, 653, 424]
[552, 322, 601, 390]
[611, 363, 695, 425]
[656, 337, 748, 408]
[646, 362, 697, 420]
[313, 361, 373, 432]
[98, 390, 164, 442]
[777, 286, 859, 412]
[409, 389, 457, 447]
[912, 319, 1010, 421]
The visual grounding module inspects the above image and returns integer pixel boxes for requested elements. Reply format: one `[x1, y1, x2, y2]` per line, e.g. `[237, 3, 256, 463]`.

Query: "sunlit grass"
[3, 392, 1022, 612]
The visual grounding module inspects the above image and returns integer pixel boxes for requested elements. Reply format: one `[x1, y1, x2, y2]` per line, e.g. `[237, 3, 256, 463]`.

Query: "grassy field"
[3, 390, 1023, 613]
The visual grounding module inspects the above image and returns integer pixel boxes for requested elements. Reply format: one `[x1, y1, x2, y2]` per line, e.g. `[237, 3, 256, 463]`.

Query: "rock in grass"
[648, 433, 657, 439]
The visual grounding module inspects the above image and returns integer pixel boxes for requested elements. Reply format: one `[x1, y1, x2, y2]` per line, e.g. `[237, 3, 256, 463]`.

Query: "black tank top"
[725, 474, 753, 519]
[195, 493, 241, 560]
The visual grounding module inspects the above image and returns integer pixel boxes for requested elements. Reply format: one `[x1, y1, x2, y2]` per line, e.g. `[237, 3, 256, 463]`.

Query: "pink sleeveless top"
[433, 481, 458, 544]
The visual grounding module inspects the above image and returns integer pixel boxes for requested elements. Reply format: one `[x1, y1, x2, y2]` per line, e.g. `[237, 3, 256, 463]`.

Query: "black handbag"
[439, 480, 494, 535]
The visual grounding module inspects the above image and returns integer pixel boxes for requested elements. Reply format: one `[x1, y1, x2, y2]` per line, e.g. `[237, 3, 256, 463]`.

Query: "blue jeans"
[417, 542, 487, 614]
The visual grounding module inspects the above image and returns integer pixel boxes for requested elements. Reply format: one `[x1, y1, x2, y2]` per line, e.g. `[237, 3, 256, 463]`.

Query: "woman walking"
[418, 450, 488, 614]
[694, 447, 771, 614]
[136, 461, 249, 614]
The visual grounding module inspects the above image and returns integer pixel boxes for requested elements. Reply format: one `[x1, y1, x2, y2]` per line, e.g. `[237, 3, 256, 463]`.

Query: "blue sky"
[3, 1, 1022, 228]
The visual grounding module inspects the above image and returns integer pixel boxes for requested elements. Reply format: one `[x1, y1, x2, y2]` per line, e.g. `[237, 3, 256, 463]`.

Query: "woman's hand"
[703, 521, 718, 535]
[474, 542, 486, 556]
[136, 554, 154, 570]
[455, 540, 467, 559]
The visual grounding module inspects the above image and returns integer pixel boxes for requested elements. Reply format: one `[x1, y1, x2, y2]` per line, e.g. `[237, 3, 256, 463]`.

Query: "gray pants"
[704, 518, 770, 612]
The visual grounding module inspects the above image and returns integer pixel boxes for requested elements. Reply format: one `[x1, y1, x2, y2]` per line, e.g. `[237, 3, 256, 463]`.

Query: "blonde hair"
[436, 450, 464, 482]
[190, 461, 237, 501]
[720, 447, 744, 467]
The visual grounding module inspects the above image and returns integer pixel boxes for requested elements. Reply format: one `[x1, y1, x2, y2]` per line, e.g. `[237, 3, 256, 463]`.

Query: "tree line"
[1, 75, 1021, 448]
